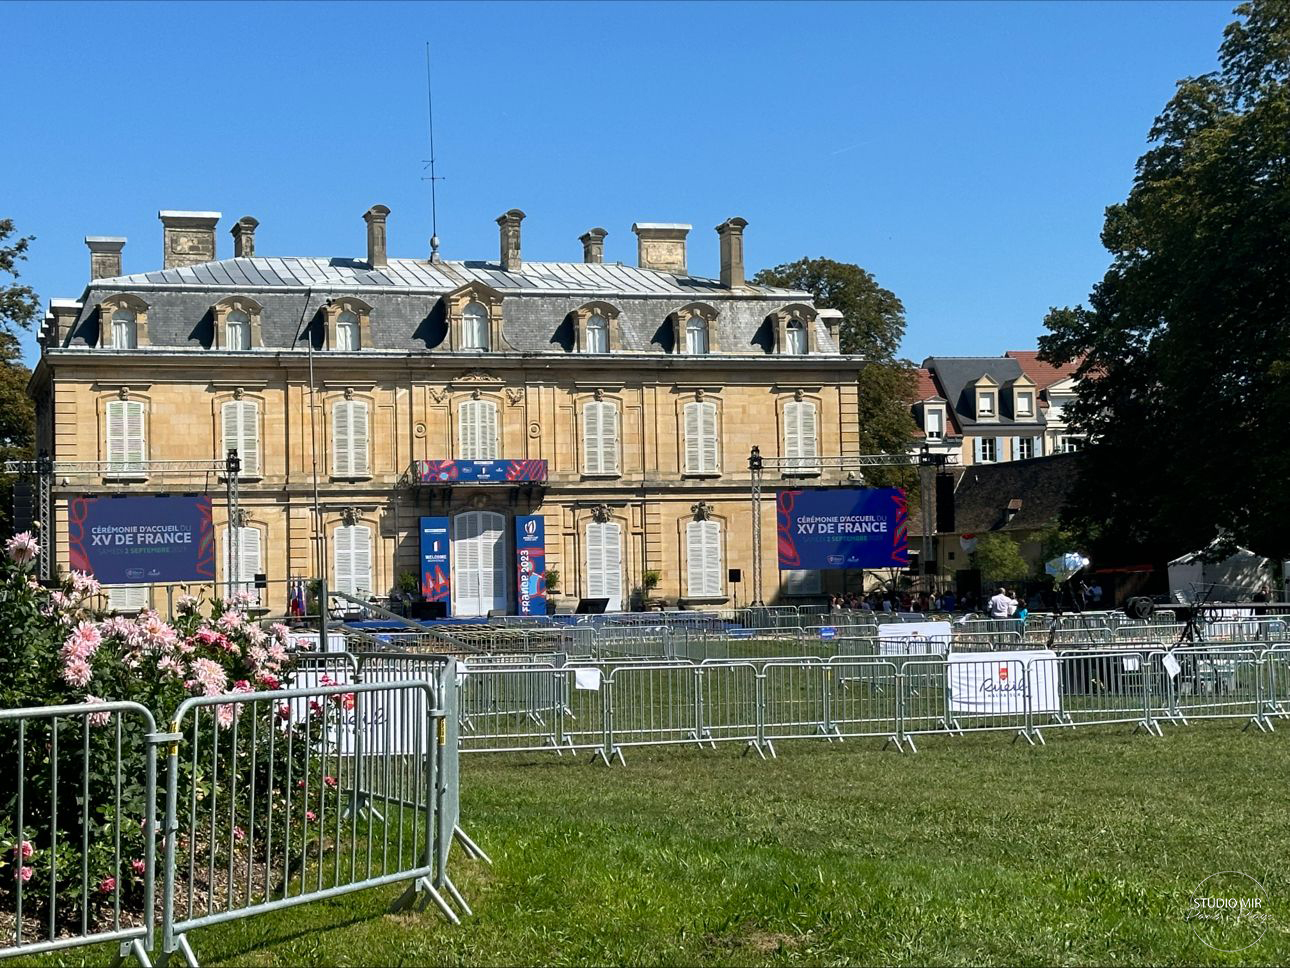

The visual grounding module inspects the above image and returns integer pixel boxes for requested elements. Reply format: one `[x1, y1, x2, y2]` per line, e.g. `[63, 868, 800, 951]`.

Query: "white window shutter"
[996, 437, 1005, 463]
[334, 526, 353, 595]
[127, 401, 145, 470]
[784, 402, 801, 466]
[686, 520, 722, 597]
[684, 403, 701, 473]
[973, 437, 984, 463]
[107, 400, 125, 469]
[586, 523, 604, 597]
[352, 402, 369, 475]
[1010, 436, 1019, 461]
[333, 402, 350, 476]
[798, 402, 818, 467]
[702, 402, 718, 473]
[241, 527, 261, 599]
[704, 521, 722, 596]
[482, 401, 498, 459]
[352, 525, 372, 596]
[583, 403, 603, 474]
[603, 523, 622, 609]
[241, 403, 260, 476]
[1034, 435, 1044, 458]
[606, 404, 619, 473]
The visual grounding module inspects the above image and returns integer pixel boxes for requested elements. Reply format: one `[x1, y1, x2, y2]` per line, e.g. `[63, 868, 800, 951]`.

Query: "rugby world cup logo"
[524, 519, 538, 538]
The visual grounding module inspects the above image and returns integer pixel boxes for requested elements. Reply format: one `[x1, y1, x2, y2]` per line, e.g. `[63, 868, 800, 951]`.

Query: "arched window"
[786, 318, 808, 355]
[224, 525, 263, 602]
[222, 400, 260, 477]
[111, 310, 138, 349]
[332, 400, 370, 476]
[336, 310, 361, 351]
[458, 399, 499, 459]
[783, 400, 819, 471]
[686, 317, 709, 355]
[582, 401, 620, 475]
[225, 309, 251, 351]
[683, 401, 719, 474]
[462, 302, 490, 350]
[686, 519, 722, 598]
[334, 524, 372, 597]
[585, 314, 608, 353]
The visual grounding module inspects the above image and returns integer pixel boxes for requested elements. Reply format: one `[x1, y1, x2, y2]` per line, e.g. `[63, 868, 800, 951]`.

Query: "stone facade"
[31, 207, 871, 614]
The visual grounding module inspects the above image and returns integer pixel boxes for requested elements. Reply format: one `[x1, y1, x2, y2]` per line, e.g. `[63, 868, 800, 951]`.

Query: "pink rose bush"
[0, 534, 333, 927]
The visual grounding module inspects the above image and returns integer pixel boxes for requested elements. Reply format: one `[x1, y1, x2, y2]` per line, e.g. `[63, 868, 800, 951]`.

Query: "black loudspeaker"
[254, 573, 268, 589]
[728, 568, 742, 583]
[1125, 596, 1155, 621]
[935, 473, 956, 533]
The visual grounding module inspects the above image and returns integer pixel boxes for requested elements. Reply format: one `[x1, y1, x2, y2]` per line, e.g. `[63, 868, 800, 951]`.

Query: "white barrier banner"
[948, 650, 1061, 715]
[288, 667, 427, 755]
[879, 621, 951, 656]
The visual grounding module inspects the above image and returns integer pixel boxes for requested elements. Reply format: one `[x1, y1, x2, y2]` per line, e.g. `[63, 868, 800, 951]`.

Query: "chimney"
[363, 205, 390, 267]
[230, 216, 259, 258]
[497, 209, 525, 272]
[159, 211, 220, 269]
[85, 237, 125, 280]
[580, 227, 607, 264]
[632, 223, 690, 274]
[715, 217, 748, 288]
[49, 299, 83, 347]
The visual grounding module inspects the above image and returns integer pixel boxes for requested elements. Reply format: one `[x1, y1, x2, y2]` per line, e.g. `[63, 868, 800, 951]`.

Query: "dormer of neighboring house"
[1010, 374, 1037, 421]
[907, 366, 961, 460]
[972, 374, 1000, 421]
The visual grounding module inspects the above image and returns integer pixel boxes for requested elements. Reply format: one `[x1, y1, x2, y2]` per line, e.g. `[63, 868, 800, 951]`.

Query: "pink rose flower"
[323, 775, 337, 788]
[15, 841, 33, 860]
[132, 859, 146, 876]
[233, 826, 245, 842]
[18, 866, 33, 883]
[99, 876, 116, 893]
[305, 810, 316, 823]
[6, 531, 39, 564]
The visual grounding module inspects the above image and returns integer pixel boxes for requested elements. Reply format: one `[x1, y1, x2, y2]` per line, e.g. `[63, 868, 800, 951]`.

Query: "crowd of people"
[827, 579, 1106, 620]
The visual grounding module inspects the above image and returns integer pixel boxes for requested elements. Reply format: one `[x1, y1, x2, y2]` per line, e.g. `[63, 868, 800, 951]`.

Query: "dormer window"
[786, 319, 808, 355]
[585, 314, 608, 353]
[336, 310, 361, 351]
[925, 407, 945, 441]
[111, 310, 138, 349]
[1016, 390, 1034, 417]
[462, 302, 490, 350]
[977, 390, 996, 418]
[225, 310, 251, 351]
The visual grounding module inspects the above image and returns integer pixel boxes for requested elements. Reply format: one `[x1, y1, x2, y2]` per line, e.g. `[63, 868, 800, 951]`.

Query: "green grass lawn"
[20, 721, 1290, 966]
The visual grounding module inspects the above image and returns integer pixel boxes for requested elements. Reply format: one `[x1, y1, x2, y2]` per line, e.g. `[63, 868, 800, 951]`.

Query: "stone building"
[31, 206, 871, 614]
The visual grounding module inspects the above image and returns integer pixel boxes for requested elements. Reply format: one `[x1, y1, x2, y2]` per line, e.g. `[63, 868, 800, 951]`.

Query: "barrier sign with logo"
[413, 460, 548, 484]
[515, 515, 547, 616]
[419, 516, 451, 614]
[878, 620, 951, 655]
[288, 665, 429, 755]
[819, 626, 838, 641]
[67, 495, 214, 583]
[776, 487, 909, 569]
[947, 650, 1061, 715]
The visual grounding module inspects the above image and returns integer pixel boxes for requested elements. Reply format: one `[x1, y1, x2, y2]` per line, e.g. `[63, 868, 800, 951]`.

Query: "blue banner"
[67, 495, 215, 583]
[776, 488, 909, 569]
[414, 460, 548, 484]
[419, 516, 451, 614]
[515, 515, 547, 617]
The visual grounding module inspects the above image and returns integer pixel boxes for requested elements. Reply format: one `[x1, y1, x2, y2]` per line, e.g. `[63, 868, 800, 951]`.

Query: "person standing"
[988, 587, 1015, 620]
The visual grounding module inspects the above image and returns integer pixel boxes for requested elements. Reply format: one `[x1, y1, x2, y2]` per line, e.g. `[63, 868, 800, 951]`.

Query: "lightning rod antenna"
[424, 41, 444, 262]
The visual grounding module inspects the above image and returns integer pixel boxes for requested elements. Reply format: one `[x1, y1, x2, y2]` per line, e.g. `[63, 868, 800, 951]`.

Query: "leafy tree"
[1039, 0, 1290, 562]
[1, 219, 39, 335]
[0, 220, 39, 537]
[753, 257, 906, 361]
[972, 532, 1028, 581]
[755, 257, 919, 479]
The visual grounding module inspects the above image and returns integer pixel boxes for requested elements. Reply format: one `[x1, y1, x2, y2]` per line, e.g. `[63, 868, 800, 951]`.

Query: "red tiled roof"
[1004, 350, 1080, 390]
[908, 366, 961, 438]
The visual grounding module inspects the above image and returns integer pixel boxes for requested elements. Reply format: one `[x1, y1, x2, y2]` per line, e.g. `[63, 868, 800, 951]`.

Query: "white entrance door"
[585, 521, 623, 612]
[453, 511, 507, 617]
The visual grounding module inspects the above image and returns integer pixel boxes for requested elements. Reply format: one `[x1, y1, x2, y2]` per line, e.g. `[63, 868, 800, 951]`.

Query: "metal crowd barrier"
[0, 702, 159, 964]
[3, 670, 472, 966]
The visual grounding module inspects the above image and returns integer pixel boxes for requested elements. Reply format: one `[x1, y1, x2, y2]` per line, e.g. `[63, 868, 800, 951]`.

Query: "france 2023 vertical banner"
[515, 515, 547, 616]
[419, 517, 451, 614]
[776, 487, 909, 569]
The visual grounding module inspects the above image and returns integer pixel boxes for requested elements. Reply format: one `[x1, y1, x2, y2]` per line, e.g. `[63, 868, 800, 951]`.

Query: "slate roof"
[950, 452, 1082, 534]
[1004, 350, 1079, 390]
[62, 258, 840, 357]
[921, 356, 1047, 432]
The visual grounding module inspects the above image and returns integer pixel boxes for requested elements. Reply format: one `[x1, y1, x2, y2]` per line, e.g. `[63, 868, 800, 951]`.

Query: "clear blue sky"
[5, 0, 1234, 366]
